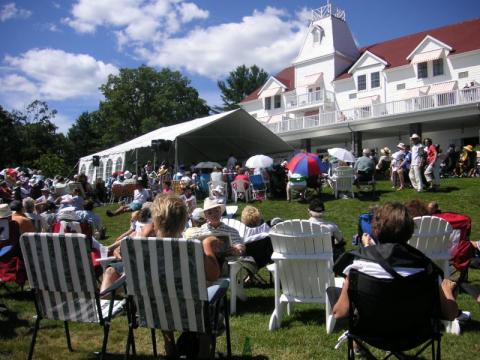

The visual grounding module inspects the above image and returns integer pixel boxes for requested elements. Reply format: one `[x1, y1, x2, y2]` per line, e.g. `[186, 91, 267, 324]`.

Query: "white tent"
[79, 109, 293, 181]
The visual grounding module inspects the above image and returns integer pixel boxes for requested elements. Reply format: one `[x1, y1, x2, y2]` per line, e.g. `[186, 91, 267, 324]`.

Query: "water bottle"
[242, 337, 252, 357]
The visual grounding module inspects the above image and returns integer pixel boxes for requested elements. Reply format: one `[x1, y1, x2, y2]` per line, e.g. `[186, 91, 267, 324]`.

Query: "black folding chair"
[346, 267, 442, 359]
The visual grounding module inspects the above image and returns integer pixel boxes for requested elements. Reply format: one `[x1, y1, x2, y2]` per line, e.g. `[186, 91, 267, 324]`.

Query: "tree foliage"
[0, 100, 67, 171]
[66, 111, 105, 165]
[99, 65, 210, 146]
[34, 152, 69, 178]
[217, 65, 269, 111]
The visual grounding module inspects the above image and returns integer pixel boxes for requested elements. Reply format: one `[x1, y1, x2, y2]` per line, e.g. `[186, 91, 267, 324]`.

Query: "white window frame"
[371, 72, 380, 88]
[264, 96, 272, 110]
[357, 74, 367, 91]
[417, 62, 428, 79]
[433, 58, 444, 76]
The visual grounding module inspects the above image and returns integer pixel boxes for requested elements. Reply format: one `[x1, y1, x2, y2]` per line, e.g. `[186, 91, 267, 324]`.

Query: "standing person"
[226, 154, 237, 170]
[409, 133, 425, 192]
[401, 144, 412, 188]
[391, 143, 406, 190]
[424, 138, 439, 191]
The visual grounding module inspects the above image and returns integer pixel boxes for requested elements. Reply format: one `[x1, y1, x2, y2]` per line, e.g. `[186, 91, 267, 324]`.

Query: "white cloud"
[2, 48, 118, 101]
[64, 0, 209, 46]
[141, 7, 305, 79]
[0, 2, 32, 22]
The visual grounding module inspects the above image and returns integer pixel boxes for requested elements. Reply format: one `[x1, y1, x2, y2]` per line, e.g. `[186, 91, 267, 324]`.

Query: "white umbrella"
[245, 155, 273, 169]
[194, 161, 222, 169]
[327, 148, 356, 163]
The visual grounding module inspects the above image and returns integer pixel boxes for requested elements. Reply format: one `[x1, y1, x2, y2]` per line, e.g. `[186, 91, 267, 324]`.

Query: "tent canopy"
[79, 109, 292, 174]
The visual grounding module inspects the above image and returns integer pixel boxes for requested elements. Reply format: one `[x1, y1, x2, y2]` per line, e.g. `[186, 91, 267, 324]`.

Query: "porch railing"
[265, 87, 480, 134]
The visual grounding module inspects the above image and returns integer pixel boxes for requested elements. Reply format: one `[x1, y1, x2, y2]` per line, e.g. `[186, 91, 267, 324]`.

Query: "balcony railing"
[285, 89, 336, 110]
[311, 4, 345, 22]
[265, 87, 480, 134]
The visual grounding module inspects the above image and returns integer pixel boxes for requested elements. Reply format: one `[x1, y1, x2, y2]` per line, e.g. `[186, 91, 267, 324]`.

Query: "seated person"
[286, 171, 307, 202]
[183, 207, 206, 239]
[71, 188, 84, 210]
[101, 205, 153, 292]
[23, 197, 47, 232]
[180, 185, 197, 214]
[332, 202, 459, 325]
[34, 186, 54, 213]
[40, 201, 57, 232]
[375, 147, 391, 176]
[241, 206, 273, 269]
[76, 199, 103, 237]
[211, 185, 226, 204]
[106, 180, 149, 217]
[307, 198, 345, 261]
[162, 180, 173, 194]
[353, 148, 375, 186]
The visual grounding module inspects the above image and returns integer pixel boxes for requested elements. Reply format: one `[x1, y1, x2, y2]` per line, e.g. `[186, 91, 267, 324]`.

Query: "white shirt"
[343, 259, 424, 279]
[411, 143, 424, 166]
[308, 217, 343, 244]
[133, 188, 149, 204]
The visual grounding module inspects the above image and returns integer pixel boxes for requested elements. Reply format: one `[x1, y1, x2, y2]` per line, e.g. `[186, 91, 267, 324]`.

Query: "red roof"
[240, 66, 295, 103]
[241, 18, 480, 101]
[336, 18, 480, 80]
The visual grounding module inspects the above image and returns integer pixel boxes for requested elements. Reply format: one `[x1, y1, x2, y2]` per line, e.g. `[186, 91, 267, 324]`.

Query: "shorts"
[128, 201, 142, 211]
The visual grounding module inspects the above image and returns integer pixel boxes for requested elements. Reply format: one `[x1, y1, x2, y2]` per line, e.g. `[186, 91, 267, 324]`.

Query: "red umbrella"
[287, 153, 323, 177]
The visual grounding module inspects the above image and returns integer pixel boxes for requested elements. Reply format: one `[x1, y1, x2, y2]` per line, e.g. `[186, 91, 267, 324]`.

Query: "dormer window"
[312, 26, 324, 44]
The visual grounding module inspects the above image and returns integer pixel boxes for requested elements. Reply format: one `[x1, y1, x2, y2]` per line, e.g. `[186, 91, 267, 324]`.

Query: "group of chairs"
[210, 174, 268, 204]
[328, 166, 375, 199]
[2, 209, 472, 359]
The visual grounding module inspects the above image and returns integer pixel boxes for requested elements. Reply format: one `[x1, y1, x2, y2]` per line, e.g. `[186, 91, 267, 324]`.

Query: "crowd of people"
[0, 168, 103, 238]
[353, 134, 478, 193]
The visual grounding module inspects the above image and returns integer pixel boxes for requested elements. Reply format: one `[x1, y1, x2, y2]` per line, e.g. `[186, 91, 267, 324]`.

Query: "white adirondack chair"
[331, 166, 355, 198]
[408, 215, 453, 278]
[408, 215, 455, 333]
[231, 179, 252, 203]
[267, 220, 341, 333]
[221, 218, 247, 314]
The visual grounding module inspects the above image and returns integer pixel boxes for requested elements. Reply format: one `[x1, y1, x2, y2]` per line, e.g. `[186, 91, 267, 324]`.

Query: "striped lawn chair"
[121, 237, 232, 359]
[19, 233, 125, 360]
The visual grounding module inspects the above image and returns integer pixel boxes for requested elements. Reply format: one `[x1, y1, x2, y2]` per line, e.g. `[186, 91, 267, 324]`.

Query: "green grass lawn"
[1, 178, 479, 359]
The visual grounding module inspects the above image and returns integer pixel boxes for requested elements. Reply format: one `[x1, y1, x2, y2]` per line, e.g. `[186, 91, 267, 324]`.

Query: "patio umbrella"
[245, 155, 273, 169]
[327, 148, 356, 163]
[287, 152, 323, 177]
[194, 161, 222, 169]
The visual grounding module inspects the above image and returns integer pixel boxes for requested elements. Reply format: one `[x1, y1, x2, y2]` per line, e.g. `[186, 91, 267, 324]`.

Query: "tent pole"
[135, 148, 138, 175]
[174, 140, 179, 172]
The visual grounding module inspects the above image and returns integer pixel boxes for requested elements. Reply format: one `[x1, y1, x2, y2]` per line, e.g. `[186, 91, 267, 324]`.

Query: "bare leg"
[100, 266, 120, 293]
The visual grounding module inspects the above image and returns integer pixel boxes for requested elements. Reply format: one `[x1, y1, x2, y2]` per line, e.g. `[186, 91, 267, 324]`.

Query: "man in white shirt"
[408, 133, 425, 192]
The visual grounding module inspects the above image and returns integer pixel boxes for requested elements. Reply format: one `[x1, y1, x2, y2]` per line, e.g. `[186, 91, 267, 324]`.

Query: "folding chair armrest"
[99, 274, 126, 297]
[208, 278, 230, 305]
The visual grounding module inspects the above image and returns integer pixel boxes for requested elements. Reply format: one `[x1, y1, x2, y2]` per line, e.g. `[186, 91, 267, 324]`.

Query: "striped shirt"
[198, 222, 242, 246]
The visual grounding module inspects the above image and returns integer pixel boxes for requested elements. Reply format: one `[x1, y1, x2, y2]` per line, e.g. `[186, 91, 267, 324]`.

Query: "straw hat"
[0, 203, 12, 218]
[410, 133, 420, 139]
[124, 170, 132, 179]
[203, 197, 225, 214]
[463, 145, 473, 152]
[397, 142, 406, 150]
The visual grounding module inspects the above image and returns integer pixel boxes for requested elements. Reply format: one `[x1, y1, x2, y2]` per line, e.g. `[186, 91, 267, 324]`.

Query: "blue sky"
[1, 0, 479, 133]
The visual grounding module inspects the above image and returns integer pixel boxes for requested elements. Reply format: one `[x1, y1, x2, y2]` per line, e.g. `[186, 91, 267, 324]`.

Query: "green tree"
[34, 152, 69, 178]
[9, 100, 64, 167]
[99, 65, 210, 146]
[0, 106, 20, 168]
[66, 111, 105, 165]
[217, 65, 269, 111]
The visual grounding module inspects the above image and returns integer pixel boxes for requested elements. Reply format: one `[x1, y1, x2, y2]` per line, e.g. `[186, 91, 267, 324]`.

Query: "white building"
[240, 3, 480, 155]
